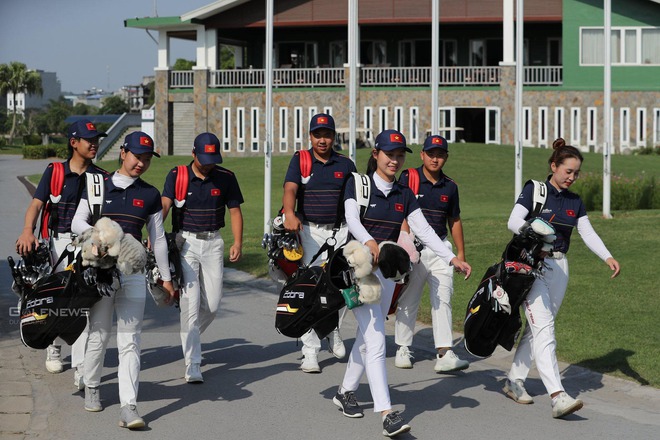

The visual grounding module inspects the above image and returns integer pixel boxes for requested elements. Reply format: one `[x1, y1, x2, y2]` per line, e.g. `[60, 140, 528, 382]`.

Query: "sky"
[0, 0, 213, 94]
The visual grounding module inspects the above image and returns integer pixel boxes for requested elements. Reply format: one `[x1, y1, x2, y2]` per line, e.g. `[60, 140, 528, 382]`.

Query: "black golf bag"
[275, 244, 353, 339]
[463, 220, 555, 358]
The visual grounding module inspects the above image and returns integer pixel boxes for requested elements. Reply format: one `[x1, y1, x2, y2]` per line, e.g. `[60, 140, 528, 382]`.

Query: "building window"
[308, 106, 317, 148]
[394, 107, 404, 132]
[364, 107, 373, 142]
[323, 106, 332, 116]
[222, 107, 231, 152]
[523, 107, 532, 146]
[580, 27, 660, 65]
[636, 108, 647, 147]
[236, 107, 245, 152]
[294, 106, 304, 151]
[279, 107, 288, 152]
[587, 107, 598, 147]
[360, 41, 387, 65]
[277, 42, 318, 68]
[379, 107, 388, 133]
[409, 107, 419, 145]
[570, 107, 581, 147]
[620, 108, 630, 147]
[547, 38, 562, 65]
[486, 107, 500, 144]
[538, 107, 548, 148]
[554, 107, 565, 141]
[330, 41, 347, 67]
[653, 108, 660, 146]
[251, 107, 259, 152]
[438, 107, 456, 142]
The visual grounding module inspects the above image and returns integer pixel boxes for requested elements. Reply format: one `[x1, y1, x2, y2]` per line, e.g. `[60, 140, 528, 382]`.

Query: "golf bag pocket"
[341, 286, 362, 309]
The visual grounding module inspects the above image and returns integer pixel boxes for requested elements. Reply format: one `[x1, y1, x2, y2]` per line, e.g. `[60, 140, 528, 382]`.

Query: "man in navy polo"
[394, 134, 471, 373]
[16, 119, 107, 384]
[281, 113, 357, 373]
[162, 132, 244, 383]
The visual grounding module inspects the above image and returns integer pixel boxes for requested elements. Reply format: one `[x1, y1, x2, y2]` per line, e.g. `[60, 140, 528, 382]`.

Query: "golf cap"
[122, 131, 160, 157]
[193, 132, 223, 165]
[423, 135, 449, 151]
[309, 113, 335, 132]
[374, 129, 412, 153]
[68, 119, 107, 139]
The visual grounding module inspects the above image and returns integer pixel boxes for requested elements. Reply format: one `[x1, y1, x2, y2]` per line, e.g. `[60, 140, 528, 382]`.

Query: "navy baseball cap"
[193, 132, 222, 165]
[309, 113, 335, 132]
[374, 129, 412, 153]
[122, 131, 160, 157]
[67, 119, 107, 139]
[423, 135, 448, 151]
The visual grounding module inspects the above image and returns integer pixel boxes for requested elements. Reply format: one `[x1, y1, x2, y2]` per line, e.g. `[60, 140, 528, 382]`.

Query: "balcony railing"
[169, 66, 562, 89]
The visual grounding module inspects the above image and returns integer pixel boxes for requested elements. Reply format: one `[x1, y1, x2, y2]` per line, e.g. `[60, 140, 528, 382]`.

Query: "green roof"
[124, 16, 197, 30]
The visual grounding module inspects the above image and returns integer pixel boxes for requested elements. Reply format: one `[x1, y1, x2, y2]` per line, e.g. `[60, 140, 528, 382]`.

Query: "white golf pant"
[179, 231, 224, 366]
[84, 273, 145, 407]
[340, 269, 394, 413]
[299, 223, 348, 356]
[508, 257, 569, 396]
[395, 241, 454, 349]
[50, 233, 87, 369]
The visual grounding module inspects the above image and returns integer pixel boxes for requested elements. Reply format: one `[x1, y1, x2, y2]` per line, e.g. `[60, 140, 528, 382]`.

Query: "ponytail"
[366, 156, 378, 175]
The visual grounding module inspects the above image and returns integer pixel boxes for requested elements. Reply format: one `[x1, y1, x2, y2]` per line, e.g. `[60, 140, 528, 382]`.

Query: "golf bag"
[275, 243, 353, 339]
[15, 250, 110, 350]
[463, 218, 556, 358]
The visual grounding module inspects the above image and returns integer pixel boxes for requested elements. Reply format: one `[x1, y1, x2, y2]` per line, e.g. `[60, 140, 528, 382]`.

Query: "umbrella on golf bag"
[463, 218, 556, 358]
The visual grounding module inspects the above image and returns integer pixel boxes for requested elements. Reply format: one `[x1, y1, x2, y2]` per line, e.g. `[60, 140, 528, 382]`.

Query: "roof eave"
[124, 16, 200, 31]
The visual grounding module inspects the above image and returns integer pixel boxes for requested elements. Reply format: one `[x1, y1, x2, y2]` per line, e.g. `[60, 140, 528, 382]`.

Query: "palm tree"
[0, 62, 43, 144]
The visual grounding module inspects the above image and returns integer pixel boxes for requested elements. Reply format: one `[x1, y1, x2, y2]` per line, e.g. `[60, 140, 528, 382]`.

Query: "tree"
[172, 58, 195, 70]
[0, 62, 43, 144]
[100, 95, 129, 114]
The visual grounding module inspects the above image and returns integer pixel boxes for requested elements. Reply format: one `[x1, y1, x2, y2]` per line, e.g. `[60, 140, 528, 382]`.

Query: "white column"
[501, 0, 515, 66]
[264, 0, 274, 234]
[603, 0, 612, 218]
[206, 29, 218, 69]
[157, 31, 170, 70]
[514, 0, 524, 199]
[348, 0, 358, 164]
[431, 0, 439, 135]
[194, 26, 208, 69]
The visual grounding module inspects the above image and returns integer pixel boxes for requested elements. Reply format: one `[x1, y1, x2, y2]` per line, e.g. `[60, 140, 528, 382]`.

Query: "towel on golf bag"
[275, 245, 352, 339]
[463, 218, 555, 358]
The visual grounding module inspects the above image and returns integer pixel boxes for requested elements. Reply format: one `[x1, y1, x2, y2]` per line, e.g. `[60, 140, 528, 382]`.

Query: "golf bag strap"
[172, 165, 189, 233]
[86, 173, 105, 225]
[50, 245, 77, 275]
[529, 180, 547, 218]
[299, 149, 312, 185]
[406, 168, 420, 196]
[40, 162, 65, 240]
[352, 172, 371, 220]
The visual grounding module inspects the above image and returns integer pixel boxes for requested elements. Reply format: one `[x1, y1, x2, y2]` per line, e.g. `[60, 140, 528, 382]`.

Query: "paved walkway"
[0, 155, 658, 439]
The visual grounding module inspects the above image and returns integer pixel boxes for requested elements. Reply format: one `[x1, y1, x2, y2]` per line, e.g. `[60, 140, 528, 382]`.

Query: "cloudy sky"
[0, 0, 213, 93]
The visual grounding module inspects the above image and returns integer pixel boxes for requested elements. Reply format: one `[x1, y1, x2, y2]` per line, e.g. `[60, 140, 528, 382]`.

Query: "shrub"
[572, 172, 658, 210]
[22, 134, 42, 145]
[22, 144, 68, 159]
[633, 146, 660, 156]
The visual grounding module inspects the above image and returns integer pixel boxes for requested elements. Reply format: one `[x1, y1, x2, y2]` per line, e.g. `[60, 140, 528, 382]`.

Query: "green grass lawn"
[30, 143, 660, 387]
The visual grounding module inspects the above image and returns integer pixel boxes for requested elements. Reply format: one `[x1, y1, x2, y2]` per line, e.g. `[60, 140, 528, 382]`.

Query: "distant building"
[74, 88, 113, 108]
[118, 76, 153, 112]
[6, 70, 61, 114]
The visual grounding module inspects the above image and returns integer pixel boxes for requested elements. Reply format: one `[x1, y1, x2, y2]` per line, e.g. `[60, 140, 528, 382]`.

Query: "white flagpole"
[514, 0, 524, 199]
[348, 0, 358, 164]
[431, 0, 439, 135]
[264, 0, 274, 233]
[603, 0, 612, 219]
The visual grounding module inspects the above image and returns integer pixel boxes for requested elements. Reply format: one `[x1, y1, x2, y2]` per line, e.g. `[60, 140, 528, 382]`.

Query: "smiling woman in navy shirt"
[332, 129, 471, 438]
[72, 131, 174, 430]
[502, 138, 620, 419]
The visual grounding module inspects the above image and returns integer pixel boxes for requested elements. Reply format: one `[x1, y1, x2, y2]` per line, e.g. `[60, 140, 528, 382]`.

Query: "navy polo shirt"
[33, 161, 108, 234]
[284, 149, 357, 224]
[516, 179, 586, 253]
[345, 174, 420, 243]
[91, 173, 162, 240]
[399, 167, 460, 240]
[162, 164, 244, 232]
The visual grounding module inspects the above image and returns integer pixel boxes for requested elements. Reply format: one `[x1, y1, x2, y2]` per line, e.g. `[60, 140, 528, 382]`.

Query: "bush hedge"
[572, 172, 659, 210]
[22, 144, 69, 159]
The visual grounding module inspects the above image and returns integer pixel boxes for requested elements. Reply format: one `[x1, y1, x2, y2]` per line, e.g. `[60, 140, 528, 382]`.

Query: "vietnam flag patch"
[139, 136, 152, 146]
[133, 199, 144, 208]
[334, 171, 344, 179]
[86, 122, 96, 131]
[390, 133, 403, 143]
[205, 144, 216, 153]
[317, 116, 328, 124]
[211, 188, 221, 196]
[394, 203, 404, 212]
[566, 209, 576, 217]
[441, 195, 449, 202]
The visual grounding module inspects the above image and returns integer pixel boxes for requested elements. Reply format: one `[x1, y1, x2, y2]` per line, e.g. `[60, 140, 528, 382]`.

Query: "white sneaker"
[327, 329, 346, 359]
[434, 350, 469, 373]
[300, 354, 321, 373]
[185, 363, 204, 383]
[503, 379, 534, 404]
[119, 404, 145, 429]
[394, 346, 413, 369]
[45, 345, 63, 374]
[552, 392, 583, 418]
[73, 366, 85, 391]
